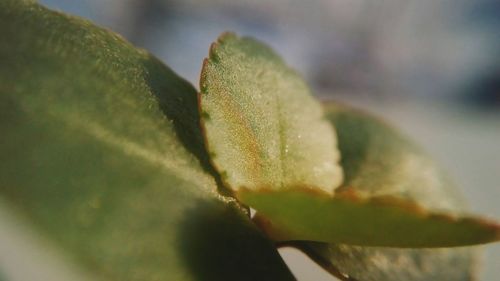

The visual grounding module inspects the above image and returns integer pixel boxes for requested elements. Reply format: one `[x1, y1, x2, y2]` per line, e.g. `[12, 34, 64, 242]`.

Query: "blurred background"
[16, 0, 500, 280]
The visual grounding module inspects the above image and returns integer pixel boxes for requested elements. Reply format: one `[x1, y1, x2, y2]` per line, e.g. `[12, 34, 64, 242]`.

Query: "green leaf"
[0, 1, 294, 280]
[240, 188, 500, 247]
[293, 104, 490, 280]
[199, 33, 343, 194]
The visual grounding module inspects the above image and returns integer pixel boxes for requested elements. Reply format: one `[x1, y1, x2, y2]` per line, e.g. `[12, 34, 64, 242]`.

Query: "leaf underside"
[199, 33, 343, 194]
[240, 188, 500, 248]
[0, 1, 294, 280]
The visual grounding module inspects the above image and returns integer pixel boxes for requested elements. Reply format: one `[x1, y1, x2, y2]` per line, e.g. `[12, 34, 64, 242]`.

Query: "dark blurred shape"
[125, 0, 170, 45]
[462, 67, 500, 109]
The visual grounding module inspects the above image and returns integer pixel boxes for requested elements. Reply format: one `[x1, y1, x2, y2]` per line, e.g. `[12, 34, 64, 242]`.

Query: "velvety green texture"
[199, 33, 343, 194]
[295, 105, 483, 281]
[0, 1, 294, 280]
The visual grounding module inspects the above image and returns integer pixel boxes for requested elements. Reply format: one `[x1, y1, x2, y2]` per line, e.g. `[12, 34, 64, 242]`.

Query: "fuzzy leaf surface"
[199, 33, 343, 194]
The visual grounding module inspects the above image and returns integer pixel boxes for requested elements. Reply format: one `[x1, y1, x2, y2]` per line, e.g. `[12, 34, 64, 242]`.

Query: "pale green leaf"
[199, 33, 343, 194]
[239, 188, 500, 247]
[0, 1, 294, 280]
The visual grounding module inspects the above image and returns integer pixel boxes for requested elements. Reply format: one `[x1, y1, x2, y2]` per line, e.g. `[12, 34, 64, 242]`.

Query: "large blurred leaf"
[199, 33, 343, 194]
[292, 104, 486, 280]
[0, 1, 294, 280]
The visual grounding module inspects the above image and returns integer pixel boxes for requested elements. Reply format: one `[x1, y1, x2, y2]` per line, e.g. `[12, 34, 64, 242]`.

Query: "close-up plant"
[1, 1, 499, 280]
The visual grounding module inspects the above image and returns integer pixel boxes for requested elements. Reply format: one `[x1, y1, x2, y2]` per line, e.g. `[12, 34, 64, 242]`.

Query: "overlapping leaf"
[199, 33, 343, 194]
[0, 1, 294, 280]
